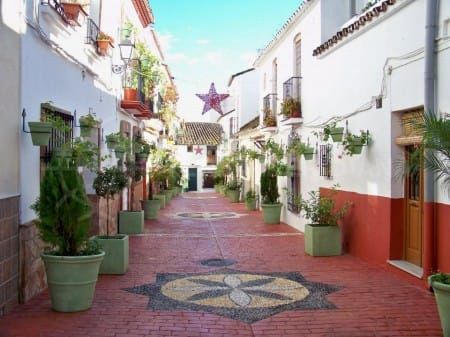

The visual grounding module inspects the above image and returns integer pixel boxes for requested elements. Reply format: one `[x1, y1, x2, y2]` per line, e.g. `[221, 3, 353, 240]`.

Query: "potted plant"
[105, 132, 120, 150]
[428, 273, 450, 337]
[96, 32, 113, 56]
[121, 20, 136, 39]
[281, 97, 301, 118]
[113, 134, 130, 162]
[31, 158, 104, 312]
[61, 1, 88, 22]
[28, 120, 53, 146]
[260, 164, 282, 224]
[142, 162, 164, 220]
[92, 167, 129, 274]
[226, 180, 241, 203]
[263, 108, 277, 127]
[343, 130, 371, 156]
[119, 159, 145, 235]
[323, 122, 345, 142]
[299, 187, 350, 256]
[245, 190, 257, 211]
[79, 113, 99, 138]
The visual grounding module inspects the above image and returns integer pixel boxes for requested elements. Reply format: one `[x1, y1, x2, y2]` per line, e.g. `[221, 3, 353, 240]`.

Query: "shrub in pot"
[245, 190, 257, 211]
[142, 165, 162, 220]
[343, 130, 371, 156]
[323, 122, 345, 143]
[119, 160, 145, 234]
[92, 167, 129, 274]
[105, 132, 120, 150]
[260, 164, 282, 224]
[31, 158, 104, 312]
[226, 180, 241, 203]
[280, 97, 301, 118]
[299, 187, 350, 256]
[428, 273, 450, 337]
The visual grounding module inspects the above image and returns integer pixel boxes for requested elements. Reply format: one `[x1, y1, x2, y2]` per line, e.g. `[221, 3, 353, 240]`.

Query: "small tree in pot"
[92, 167, 128, 274]
[260, 164, 281, 224]
[31, 158, 104, 312]
[299, 187, 350, 256]
[245, 190, 257, 211]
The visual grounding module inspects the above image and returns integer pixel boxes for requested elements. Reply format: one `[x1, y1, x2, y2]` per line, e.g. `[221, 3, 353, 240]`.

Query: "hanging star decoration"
[194, 146, 203, 155]
[196, 83, 229, 115]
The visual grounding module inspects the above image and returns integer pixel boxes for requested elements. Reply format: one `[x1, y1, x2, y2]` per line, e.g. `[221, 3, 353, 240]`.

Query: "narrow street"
[0, 192, 442, 337]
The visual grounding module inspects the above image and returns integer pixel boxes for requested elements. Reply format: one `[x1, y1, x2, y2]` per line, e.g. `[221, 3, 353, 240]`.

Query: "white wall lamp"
[111, 39, 135, 74]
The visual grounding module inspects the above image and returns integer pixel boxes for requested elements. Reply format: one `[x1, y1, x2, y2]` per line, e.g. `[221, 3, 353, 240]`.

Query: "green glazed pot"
[261, 203, 282, 224]
[28, 122, 52, 146]
[162, 190, 172, 202]
[429, 274, 450, 337]
[303, 148, 315, 160]
[245, 198, 257, 211]
[167, 188, 175, 199]
[142, 199, 161, 220]
[154, 194, 166, 208]
[119, 211, 144, 234]
[330, 127, 344, 142]
[106, 139, 117, 150]
[115, 150, 125, 161]
[228, 189, 240, 203]
[41, 251, 105, 312]
[304, 224, 342, 256]
[95, 235, 128, 275]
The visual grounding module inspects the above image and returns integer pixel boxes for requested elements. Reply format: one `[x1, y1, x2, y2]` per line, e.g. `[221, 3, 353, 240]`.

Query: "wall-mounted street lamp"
[111, 39, 135, 74]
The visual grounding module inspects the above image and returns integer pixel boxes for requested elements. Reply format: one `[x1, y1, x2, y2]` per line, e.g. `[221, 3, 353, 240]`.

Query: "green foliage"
[125, 159, 143, 182]
[430, 272, 450, 285]
[260, 165, 279, 204]
[93, 167, 128, 200]
[31, 158, 94, 256]
[280, 97, 300, 118]
[246, 149, 263, 161]
[265, 139, 284, 160]
[114, 134, 131, 154]
[322, 122, 337, 142]
[286, 139, 308, 156]
[159, 104, 176, 126]
[245, 190, 256, 200]
[72, 138, 99, 171]
[226, 180, 241, 191]
[135, 42, 163, 97]
[263, 108, 276, 127]
[343, 130, 371, 156]
[79, 113, 99, 128]
[298, 186, 351, 226]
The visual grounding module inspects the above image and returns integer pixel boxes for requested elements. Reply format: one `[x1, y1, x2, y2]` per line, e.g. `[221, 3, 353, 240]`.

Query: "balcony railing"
[262, 94, 277, 127]
[283, 77, 301, 101]
[86, 18, 100, 45]
[40, 0, 71, 24]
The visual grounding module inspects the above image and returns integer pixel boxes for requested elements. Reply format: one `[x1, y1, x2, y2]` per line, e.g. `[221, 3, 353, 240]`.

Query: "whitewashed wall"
[254, 0, 450, 231]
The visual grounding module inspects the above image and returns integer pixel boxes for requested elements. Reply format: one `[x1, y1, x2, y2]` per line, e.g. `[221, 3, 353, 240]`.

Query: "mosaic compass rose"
[124, 269, 341, 323]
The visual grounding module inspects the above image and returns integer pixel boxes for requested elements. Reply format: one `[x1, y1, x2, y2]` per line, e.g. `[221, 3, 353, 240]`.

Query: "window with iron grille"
[320, 144, 332, 178]
[287, 132, 300, 213]
[207, 146, 217, 165]
[229, 117, 238, 137]
[41, 0, 71, 24]
[40, 104, 74, 177]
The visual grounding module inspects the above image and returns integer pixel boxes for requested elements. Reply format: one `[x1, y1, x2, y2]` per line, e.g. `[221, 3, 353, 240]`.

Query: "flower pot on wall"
[95, 235, 129, 275]
[28, 122, 52, 146]
[304, 224, 342, 256]
[41, 251, 105, 312]
[118, 211, 144, 234]
[347, 137, 364, 155]
[303, 147, 315, 160]
[97, 39, 110, 56]
[261, 203, 282, 224]
[142, 199, 161, 220]
[80, 126, 93, 138]
[330, 127, 345, 142]
[123, 88, 138, 101]
[428, 274, 450, 337]
[61, 3, 85, 22]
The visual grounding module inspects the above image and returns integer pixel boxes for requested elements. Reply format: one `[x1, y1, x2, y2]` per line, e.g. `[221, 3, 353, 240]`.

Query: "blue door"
[188, 168, 197, 191]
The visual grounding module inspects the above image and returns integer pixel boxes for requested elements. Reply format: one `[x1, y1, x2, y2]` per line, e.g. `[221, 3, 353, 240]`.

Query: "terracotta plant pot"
[97, 39, 110, 56]
[61, 3, 85, 22]
[290, 109, 301, 118]
[123, 88, 138, 101]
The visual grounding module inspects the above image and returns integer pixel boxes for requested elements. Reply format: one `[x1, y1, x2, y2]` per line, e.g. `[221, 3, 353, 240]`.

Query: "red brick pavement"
[0, 192, 443, 337]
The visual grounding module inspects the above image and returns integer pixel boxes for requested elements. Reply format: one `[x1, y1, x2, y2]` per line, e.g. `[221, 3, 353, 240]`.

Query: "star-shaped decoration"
[194, 146, 203, 155]
[196, 83, 229, 115]
[124, 269, 341, 323]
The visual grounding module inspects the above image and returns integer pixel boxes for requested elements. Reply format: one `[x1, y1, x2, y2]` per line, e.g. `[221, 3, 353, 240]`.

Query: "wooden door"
[188, 168, 197, 191]
[404, 146, 423, 266]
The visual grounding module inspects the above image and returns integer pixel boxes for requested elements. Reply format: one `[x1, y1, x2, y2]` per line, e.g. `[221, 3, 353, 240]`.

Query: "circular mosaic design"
[161, 273, 309, 309]
[200, 258, 236, 267]
[174, 212, 245, 220]
[124, 269, 341, 323]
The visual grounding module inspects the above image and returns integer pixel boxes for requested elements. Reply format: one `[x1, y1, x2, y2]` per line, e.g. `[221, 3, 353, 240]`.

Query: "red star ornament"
[196, 83, 229, 115]
[194, 146, 203, 155]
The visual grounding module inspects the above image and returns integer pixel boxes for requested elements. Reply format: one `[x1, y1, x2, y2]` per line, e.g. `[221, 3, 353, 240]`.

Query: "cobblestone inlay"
[124, 269, 341, 323]
[173, 212, 246, 220]
[200, 258, 236, 267]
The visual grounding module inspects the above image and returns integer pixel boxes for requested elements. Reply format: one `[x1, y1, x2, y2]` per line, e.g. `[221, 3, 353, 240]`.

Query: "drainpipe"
[423, 0, 439, 278]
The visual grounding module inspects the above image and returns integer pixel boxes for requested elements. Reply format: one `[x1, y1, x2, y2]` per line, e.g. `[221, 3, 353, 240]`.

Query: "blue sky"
[150, 0, 301, 121]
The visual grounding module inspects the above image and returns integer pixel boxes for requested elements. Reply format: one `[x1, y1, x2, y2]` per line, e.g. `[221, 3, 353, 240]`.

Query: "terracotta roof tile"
[313, 0, 396, 56]
[176, 122, 223, 145]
